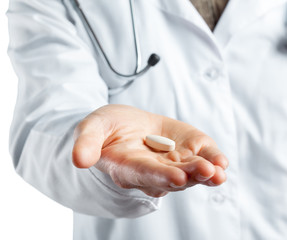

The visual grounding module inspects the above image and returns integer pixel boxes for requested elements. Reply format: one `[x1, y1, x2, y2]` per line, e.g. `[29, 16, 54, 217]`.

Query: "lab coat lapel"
[145, 0, 224, 56]
[214, 0, 287, 48]
[146, 0, 287, 49]
[145, 0, 214, 36]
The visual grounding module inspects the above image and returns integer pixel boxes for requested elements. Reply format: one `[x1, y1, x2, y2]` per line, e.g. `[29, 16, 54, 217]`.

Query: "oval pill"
[145, 135, 175, 152]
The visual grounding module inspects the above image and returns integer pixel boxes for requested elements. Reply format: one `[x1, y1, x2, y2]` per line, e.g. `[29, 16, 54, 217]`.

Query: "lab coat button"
[210, 192, 226, 204]
[204, 68, 221, 80]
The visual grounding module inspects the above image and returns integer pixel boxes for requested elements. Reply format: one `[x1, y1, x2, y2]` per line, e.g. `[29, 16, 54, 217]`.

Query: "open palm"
[73, 105, 228, 197]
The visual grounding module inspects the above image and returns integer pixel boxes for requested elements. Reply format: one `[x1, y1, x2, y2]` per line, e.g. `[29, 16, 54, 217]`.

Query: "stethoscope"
[73, 0, 160, 85]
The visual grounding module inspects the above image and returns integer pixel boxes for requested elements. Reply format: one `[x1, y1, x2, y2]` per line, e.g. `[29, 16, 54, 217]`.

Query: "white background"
[0, 1, 73, 239]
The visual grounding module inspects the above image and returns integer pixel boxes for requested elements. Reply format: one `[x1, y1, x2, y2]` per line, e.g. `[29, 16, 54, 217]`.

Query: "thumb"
[72, 117, 107, 168]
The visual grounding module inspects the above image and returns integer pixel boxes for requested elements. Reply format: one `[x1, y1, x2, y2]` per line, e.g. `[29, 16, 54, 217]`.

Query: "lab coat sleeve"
[7, 0, 161, 218]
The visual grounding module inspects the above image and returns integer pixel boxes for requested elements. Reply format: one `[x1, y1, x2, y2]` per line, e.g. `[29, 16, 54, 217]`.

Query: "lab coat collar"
[146, 0, 287, 48]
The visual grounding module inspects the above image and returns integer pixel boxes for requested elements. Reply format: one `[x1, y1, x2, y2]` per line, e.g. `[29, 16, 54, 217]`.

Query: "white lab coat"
[7, 0, 287, 239]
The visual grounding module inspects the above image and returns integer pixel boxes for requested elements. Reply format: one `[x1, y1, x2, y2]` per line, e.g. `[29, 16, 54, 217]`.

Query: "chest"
[67, 0, 287, 107]
[189, 0, 229, 30]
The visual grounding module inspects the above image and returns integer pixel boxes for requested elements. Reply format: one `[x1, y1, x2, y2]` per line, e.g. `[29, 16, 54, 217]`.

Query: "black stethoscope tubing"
[73, 0, 160, 82]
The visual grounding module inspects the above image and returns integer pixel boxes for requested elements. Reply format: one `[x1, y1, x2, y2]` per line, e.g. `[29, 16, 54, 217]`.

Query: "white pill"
[145, 135, 175, 152]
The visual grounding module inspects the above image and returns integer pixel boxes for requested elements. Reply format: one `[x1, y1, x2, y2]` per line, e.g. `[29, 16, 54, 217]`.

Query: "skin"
[72, 104, 228, 198]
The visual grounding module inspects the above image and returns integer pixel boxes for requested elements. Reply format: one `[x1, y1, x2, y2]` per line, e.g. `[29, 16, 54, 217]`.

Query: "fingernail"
[195, 174, 210, 182]
[221, 157, 229, 169]
[207, 180, 217, 186]
[169, 183, 185, 189]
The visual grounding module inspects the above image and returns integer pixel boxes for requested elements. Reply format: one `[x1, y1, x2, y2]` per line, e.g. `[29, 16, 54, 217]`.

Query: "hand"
[72, 104, 228, 197]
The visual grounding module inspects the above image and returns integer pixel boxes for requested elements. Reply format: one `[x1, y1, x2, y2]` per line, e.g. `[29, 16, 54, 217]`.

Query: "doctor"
[7, 0, 287, 239]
